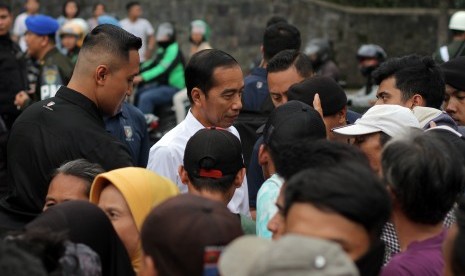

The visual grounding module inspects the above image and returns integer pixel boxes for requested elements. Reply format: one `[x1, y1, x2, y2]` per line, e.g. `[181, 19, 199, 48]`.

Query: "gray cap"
[219, 234, 359, 276]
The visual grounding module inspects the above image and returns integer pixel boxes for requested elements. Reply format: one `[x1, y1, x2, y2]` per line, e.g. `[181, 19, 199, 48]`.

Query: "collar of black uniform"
[40, 47, 61, 65]
[55, 86, 103, 124]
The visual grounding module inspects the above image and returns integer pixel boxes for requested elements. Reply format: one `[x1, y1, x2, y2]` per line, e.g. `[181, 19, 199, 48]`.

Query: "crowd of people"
[1, 0, 465, 275]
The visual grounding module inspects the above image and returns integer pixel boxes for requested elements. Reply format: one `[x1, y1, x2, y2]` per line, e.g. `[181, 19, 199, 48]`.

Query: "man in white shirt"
[12, 0, 40, 52]
[147, 49, 250, 215]
[119, 1, 155, 62]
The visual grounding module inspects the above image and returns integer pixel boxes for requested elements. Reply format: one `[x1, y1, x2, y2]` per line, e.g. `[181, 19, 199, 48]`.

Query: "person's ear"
[190, 87, 203, 107]
[95, 65, 109, 86]
[258, 144, 269, 166]
[411, 94, 424, 108]
[234, 168, 246, 188]
[178, 165, 189, 186]
[338, 106, 347, 124]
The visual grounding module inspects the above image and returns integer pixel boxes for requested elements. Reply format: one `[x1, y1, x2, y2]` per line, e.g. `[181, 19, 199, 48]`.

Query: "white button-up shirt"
[147, 110, 250, 215]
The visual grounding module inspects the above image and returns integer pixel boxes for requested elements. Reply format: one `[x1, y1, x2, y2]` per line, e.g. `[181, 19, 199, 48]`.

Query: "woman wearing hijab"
[26, 200, 135, 276]
[89, 167, 179, 273]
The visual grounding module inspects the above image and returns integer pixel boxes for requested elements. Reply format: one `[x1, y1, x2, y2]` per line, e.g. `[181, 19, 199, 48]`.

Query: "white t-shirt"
[147, 110, 250, 216]
[13, 12, 28, 52]
[120, 18, 154, 62]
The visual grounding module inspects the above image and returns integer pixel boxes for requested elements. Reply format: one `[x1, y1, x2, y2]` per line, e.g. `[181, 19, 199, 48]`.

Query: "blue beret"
[26, 15, 59, 35]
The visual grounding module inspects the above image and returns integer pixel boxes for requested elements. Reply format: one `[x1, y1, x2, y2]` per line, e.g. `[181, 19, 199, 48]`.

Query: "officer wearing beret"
[14, 14, 73, 110]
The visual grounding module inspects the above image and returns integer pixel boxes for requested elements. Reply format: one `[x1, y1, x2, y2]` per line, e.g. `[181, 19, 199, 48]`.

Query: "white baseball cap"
[332, 105, 421, 137]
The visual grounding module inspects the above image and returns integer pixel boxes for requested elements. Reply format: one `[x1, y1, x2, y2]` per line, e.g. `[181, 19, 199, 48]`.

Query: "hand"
[14, 91, 30, 109]
[133, 75, 143, 85]
[313, 93, 324, 118]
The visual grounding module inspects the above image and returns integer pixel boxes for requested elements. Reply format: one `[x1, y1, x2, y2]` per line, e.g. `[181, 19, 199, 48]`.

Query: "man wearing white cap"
[332, 104, 421, 175]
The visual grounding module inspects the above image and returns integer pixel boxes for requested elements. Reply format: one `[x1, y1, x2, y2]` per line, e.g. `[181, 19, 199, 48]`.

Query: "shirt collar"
[55, 86, 103, 124]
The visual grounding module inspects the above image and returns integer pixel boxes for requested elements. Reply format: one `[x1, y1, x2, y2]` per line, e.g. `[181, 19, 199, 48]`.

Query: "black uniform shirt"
[3, 86, 133, 217]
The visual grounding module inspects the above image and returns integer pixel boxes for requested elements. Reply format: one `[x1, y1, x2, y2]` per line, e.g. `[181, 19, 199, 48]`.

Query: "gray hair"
[52, 159, 105, 195]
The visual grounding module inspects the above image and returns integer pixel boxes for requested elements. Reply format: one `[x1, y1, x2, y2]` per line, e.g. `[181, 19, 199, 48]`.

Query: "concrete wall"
[11, 0, 446, 87]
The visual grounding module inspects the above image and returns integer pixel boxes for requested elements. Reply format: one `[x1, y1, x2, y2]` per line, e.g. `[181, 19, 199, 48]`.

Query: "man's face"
[94, 4, 105, 17]
[61, 34, 78, 51]
[25, 0, 40, 14]
[43, 173, 89, 211]
[375, 76, 408, 106]
[267, 185, 286, 240]
[285, 202, 370, 260]
[128, 5, 142, 19]
[268, 66, 305, 107]
[97, 50, 140, 116]
[25, 31, 45, 59]
[444, 84, 465, 126]
[0, 8, 12, 36]
[354, 132, 382, 175]
[196, 65, 244, 128]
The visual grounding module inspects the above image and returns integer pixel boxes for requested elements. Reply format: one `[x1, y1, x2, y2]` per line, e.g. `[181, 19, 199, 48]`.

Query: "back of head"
[372, 54, 445, 108]
[90, 167, 179, 231]
[141, 194, 243, 276]
[185, 49, 239, 103]
[78, 24, 142, 72]
[288, 76, 347, 116]
[263, 100, 326, 160]
[266, 15, 288, 27]
[449, 11, 465, 32]
[284, 162, 391, 242]
[263, 22, 301, 61]
[26, 201, 134, 276]
[219, 234, 359, 276]
[440, 56, 465, 92]
[183, 128, 244, 193]
[267, 49, 313, 77]
[275, 139, 370, 181]
[382, 130, 465, 225]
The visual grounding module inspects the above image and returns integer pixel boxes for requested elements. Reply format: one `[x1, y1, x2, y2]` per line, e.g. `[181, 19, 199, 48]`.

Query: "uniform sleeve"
[256, 179, 279, 239]
[141, 43, 179, 82]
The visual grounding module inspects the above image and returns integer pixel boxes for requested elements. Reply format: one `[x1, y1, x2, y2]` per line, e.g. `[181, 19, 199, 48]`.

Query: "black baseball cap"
[263, 100, 326, 151]
[184, 128, 245, 179]
[441, 56, 465, 92]
[288, 76, 347, 116]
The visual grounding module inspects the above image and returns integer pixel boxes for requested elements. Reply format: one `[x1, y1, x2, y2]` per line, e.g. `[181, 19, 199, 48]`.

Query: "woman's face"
[65, 1, 78, 18]
[98, 185, 139, 260]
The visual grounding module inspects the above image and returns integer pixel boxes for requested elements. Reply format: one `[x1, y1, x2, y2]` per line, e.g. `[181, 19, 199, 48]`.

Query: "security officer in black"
[1, 24, 141, 231]
[14, 14, 73, 110]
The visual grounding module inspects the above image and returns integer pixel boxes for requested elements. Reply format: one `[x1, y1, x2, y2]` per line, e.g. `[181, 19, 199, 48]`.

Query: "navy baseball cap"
[184, 128, 245, 179]
[263, 100, 326, 151]
[26, 15, 59, 35]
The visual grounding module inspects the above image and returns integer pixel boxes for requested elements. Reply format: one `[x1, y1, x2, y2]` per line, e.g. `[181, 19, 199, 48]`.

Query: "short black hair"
[52, 159, 104, 196]
[188, 174, 237, 194]
[275, 139, 370, 181]
[382, 130, 465, 225]
[267, 49, 313, 78]
[372, 54, 445, 108]
[62, 0, 80, 18]
[80, 24, 142, 69]
[284, 162, 391, 242]
[0, 2, 11, 13]
[185, 49, 239, 103]
[263, 22, 301, 61]
[266, 15, 288, 27]
[126, 1, 140, 11]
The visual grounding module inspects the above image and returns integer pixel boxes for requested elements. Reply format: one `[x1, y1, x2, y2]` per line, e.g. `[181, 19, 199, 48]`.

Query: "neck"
[67, 76, 97, 104]
[392, 210, 444, 251]
[191, 107, 213, 127]
[129, 16, 137, 22]
[188, 186, 229, 205]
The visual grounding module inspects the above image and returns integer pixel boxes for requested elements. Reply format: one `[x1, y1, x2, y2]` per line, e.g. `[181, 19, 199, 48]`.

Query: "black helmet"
[356, 44, 387, 62]
[304, 38, 332, 63]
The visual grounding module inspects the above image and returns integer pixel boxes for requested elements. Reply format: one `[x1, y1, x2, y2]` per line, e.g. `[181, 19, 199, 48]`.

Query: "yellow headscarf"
[89, 167, 179, 272]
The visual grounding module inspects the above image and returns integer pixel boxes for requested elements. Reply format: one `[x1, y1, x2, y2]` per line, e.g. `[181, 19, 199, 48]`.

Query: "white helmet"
[449, 11, 465, 31]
